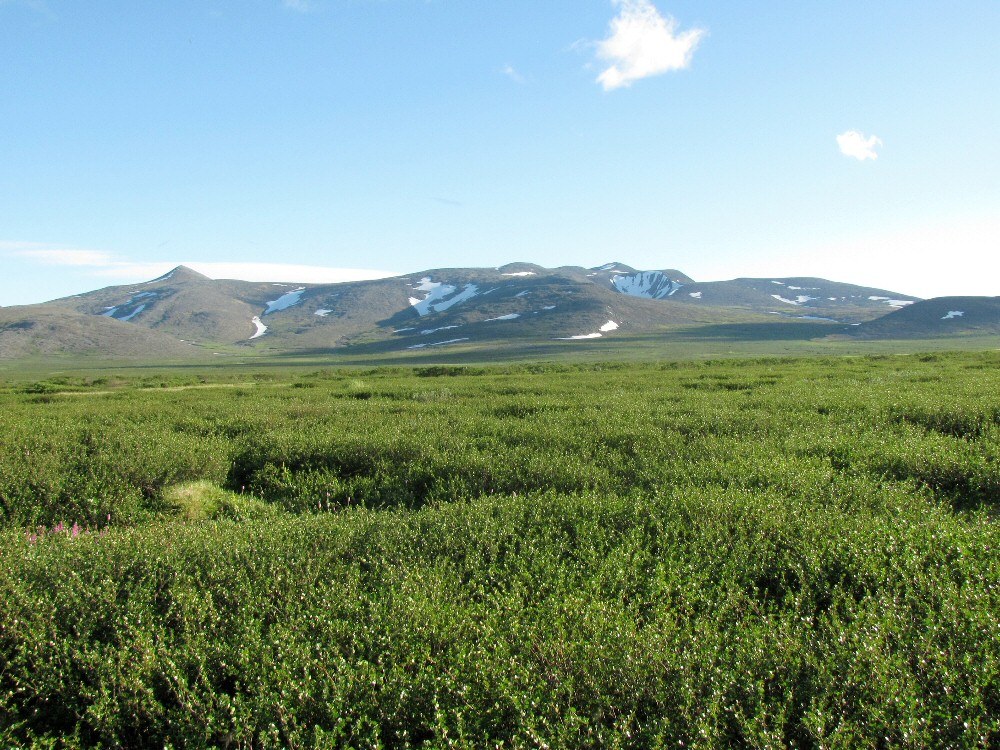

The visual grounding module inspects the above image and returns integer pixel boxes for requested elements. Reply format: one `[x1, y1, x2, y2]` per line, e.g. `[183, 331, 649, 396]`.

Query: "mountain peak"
[498, 262, 545, 275]
[591, 262, 638, 274]
[149, 265, 212, 284]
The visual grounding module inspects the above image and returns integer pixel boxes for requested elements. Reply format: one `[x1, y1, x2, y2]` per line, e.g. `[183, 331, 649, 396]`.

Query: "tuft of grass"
[164, 480, 283, 522]
[162, 480, 233, 521]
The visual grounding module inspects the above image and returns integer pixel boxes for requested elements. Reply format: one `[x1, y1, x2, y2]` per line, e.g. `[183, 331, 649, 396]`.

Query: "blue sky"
[1, 0, 997, 305]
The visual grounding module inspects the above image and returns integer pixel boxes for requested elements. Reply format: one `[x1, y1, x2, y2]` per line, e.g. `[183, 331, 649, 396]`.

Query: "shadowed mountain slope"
[852, 297, 1000, 338]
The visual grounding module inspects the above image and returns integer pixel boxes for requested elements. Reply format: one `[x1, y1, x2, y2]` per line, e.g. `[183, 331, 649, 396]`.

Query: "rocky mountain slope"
[1, 261, 987, 359]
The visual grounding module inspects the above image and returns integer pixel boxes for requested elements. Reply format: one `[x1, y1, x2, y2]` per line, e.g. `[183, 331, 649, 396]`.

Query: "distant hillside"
[0, 260, 963, 361]
[851, 297, 1000, 338]
[0, 306, 199, 359]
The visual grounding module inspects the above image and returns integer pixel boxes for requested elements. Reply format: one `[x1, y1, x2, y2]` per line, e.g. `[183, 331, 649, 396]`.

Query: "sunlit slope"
[2, 261, 952, 359]
[0, 306, 198, 359]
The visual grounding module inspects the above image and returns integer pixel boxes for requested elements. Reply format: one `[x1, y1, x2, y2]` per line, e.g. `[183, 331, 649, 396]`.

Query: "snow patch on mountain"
[502, 272, 536, 277]
[408, 278, 480, 316]
[119, 304, 146, 322]
[612, 271, 682, 299]
[689, 292, 702, 299]
[250, 317, 268, 339]
[558, 332, 604, 340]
[314, 309, 333, 317]
[771, 294, 818, 306]
[407, 338, 470, 349]
[557, 320, 618, 340]
[264, 288, 305, 315]
[942, 310, 965, 320]
[421, 325, 461, 335]
[144, 271, 174, 284]
[485, 314, 520, 322]
[100, 290, 161, 321]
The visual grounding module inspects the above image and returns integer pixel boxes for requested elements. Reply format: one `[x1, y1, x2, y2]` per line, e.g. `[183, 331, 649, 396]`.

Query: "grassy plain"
[0, 349, 998, 747]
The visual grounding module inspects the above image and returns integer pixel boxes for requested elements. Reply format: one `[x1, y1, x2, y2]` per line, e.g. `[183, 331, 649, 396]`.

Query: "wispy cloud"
[3, 241, 397, 284]
[281, 0, 315, 13]
[5, 243, 116, 267]
[594, 0, 705, 91]
[431, 196, 464, 207]
[500, 64, 525, 84]
[114, 262, 398, 284]
[837, 130, 882, 161]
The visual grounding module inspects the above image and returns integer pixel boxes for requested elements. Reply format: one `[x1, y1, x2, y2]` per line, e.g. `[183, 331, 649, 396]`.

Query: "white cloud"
[595, 0, 705, 91]
[501, 64, 525, 84]
[155, 262, 397, 284]
[837, 130, 882, 161]
[83, 261, 397, 285]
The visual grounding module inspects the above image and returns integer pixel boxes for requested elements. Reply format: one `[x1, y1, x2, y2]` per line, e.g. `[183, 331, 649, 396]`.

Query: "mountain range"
[0, 262, 995, 360]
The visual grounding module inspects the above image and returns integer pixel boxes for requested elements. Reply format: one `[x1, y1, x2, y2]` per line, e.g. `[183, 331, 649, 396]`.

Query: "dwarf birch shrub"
[0, 351, 998, 746]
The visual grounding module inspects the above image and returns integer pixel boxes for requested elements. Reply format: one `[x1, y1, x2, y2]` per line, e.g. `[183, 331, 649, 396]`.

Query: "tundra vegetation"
[0, 351, 998, 748]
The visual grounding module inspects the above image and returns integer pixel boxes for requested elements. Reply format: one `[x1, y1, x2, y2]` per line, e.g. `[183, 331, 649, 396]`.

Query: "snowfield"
[119, 304, 146, 322]
[612, 271, 681, 299]
[101, 291, 160, 321]
[408, 278, 480, 316]
[250, 316, 268, 339]
[264, 288, 306, 315]
[557, 320, 619, 340]
[771, 294, 818, 306]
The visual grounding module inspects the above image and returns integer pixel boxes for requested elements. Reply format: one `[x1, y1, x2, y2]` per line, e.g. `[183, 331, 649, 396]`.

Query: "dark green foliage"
[0, 351, 999, 747]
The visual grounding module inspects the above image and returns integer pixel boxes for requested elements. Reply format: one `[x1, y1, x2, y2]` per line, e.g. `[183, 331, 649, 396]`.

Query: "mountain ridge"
[1, 261, 992, 361]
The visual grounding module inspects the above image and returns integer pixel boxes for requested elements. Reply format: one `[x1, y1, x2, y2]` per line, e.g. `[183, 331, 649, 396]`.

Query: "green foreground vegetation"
[1, 351, 999, 747]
